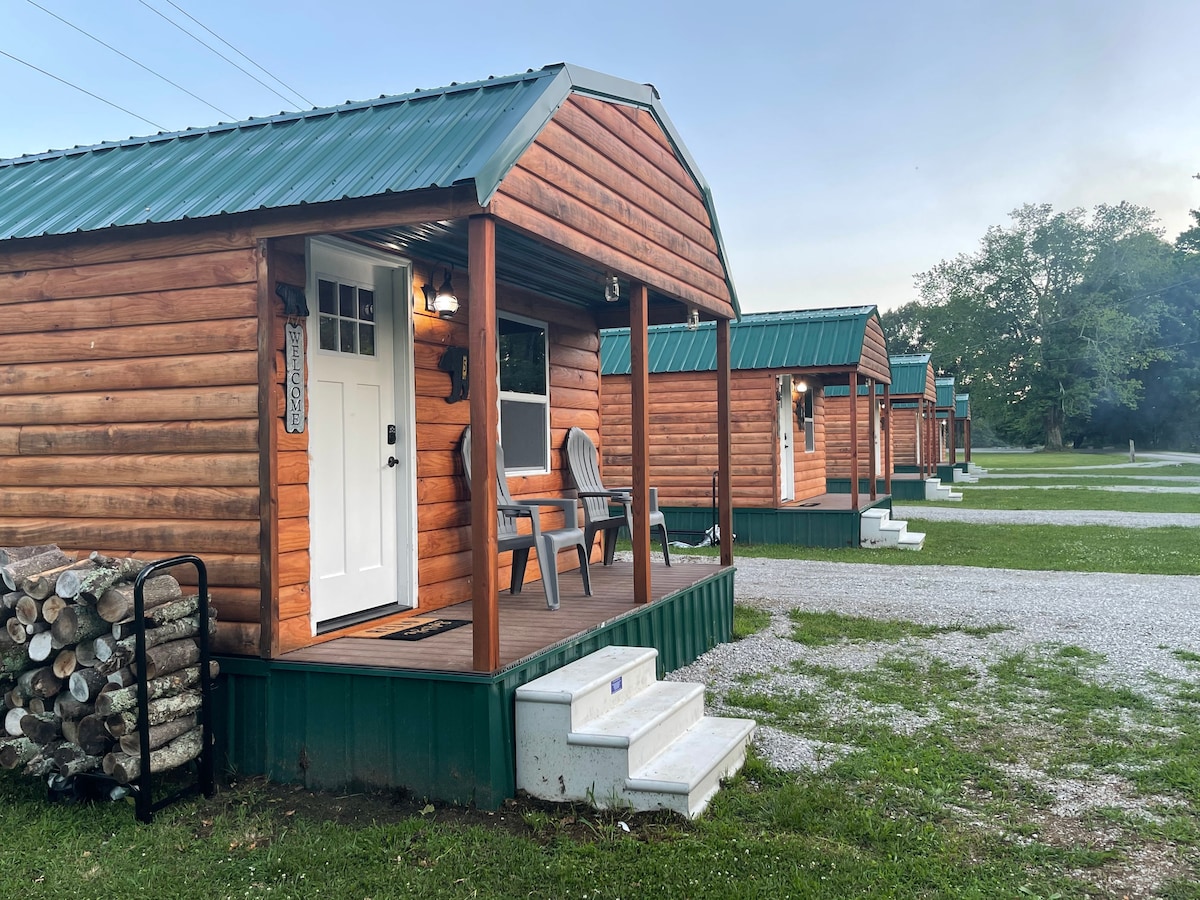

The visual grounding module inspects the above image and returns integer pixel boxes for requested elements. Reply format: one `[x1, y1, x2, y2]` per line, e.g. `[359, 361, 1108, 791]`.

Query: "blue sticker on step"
[611, 676, 622, 694]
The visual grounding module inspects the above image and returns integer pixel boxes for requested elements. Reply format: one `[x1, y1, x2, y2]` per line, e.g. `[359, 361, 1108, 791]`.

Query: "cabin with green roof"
[600, 307, 925, 548]
[0, 63, 749, 808]
[825, 352, 939, 499]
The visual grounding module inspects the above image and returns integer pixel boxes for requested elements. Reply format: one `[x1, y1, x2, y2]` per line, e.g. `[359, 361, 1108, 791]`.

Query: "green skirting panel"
[825, 477, 908, 496]
[213, 568, 734, 809]
[662, 501, 890, 549]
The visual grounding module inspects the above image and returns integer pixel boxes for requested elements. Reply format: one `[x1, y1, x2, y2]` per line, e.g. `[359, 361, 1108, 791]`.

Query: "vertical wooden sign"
[285, 322, 305, 434]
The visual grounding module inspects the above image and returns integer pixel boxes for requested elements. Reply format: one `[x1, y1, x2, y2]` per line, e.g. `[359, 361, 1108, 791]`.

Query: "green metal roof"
[955, 393, 970, 419]
[600, 307, 880, 376]
[935, 376, 956, 409]
[888, 354, 932, 396]
[0, 63, 738, 314]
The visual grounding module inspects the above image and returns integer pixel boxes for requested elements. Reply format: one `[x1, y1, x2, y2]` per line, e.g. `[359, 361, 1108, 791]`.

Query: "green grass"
[732, 603, 772, 639]
[920, 486, 1200, 513]
[786, 609, 1009, 647]
[972, 450, 1144, 469]
[688, 520, 1200, 574]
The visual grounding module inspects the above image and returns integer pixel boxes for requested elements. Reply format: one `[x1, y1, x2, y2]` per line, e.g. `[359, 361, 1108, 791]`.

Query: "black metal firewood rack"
[129, 555, 216, 822]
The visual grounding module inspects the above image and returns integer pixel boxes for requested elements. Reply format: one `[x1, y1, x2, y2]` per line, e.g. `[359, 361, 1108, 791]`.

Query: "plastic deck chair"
[460, 426, 591, 610]
[563, 426, 671, 567]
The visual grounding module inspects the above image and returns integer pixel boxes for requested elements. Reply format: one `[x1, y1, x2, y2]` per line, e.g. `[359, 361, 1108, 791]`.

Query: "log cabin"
[600, 307, 914, 548]
[956, 393, 973, 466]
[0, 63, 748, 807]
[826, 353, 938, 499]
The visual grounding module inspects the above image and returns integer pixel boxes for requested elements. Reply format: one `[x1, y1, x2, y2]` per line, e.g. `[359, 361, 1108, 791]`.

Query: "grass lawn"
[666, 521, 1200, 575]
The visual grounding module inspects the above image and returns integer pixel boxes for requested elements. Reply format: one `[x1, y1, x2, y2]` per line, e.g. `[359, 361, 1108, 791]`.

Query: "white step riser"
[516, 645, 660, 732]
[569, 683, 706, 776]
[624, 721, 754, 817]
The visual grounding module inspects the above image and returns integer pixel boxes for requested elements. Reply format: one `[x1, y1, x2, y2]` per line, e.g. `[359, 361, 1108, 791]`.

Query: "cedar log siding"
[490, 95, 735, 321]
[890, 406, 923, 467]
[824, 393, 888, 480]
[0, 242, 263, 656]
[600, 371, 827, 509]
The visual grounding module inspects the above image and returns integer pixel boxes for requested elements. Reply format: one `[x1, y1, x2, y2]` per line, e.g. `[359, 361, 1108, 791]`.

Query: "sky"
[3, 0, 1199, 313]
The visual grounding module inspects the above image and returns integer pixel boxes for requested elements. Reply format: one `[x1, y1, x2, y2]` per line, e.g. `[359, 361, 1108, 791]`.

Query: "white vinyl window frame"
[801, 388, 816, 453]
[497, 311, 551, 474]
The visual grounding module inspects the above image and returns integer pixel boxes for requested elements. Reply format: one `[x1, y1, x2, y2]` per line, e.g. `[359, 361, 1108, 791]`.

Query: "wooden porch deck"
[279, 560, 726, 674]
[780, 491, 889, 511]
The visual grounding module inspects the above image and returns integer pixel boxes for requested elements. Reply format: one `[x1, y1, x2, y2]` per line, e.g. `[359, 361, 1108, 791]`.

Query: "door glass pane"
[339, 319, 356, 354]
[358, 290, 375, 322]
[319, 315, 337, 350]
[318, 279, 336, 315]
[339, 283, 356, 318]
[359, 323, 375, 356]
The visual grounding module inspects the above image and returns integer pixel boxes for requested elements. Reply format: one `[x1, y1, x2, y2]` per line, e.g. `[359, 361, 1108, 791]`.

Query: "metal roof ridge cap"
[473, 65, 576, 206]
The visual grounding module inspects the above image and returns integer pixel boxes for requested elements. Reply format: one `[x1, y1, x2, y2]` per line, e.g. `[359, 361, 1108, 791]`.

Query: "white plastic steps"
[515, 645, 755, 819]
[951, 467, 979, 484]
[860, 507, 925, 550]
[924, 477, 963, 501]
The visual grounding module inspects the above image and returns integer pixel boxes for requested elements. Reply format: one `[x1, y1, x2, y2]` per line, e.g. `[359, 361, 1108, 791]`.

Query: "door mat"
[358, 618, 471, 641]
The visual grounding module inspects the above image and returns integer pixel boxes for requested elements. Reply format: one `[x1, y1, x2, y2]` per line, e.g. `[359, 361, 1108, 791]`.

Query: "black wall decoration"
[275, 282, 310, 318]
[438, 346, 469, 403]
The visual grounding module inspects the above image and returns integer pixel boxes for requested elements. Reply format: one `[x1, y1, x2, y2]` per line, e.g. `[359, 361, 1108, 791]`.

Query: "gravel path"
[664, 556, 1200, 771]
[891, 505, 1200, 528]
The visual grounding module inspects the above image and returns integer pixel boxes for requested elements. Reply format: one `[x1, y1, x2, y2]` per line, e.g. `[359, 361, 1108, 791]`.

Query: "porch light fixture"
[603, 274, 620, 303]
[421, 268, 459, 318]
[685, 307, 700, 331]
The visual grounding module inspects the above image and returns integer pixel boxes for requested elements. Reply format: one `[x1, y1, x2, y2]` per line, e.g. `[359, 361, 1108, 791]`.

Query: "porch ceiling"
[355, 220, 690, 323]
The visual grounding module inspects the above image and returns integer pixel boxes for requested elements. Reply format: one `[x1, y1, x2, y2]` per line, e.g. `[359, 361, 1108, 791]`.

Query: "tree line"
[882, 201, 1200, 451]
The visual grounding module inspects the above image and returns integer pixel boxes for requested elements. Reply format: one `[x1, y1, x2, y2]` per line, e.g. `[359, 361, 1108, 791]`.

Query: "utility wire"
[23, 0, 235, 120]
[0, 47, 166, 131]
[136, 0, 308, 110]
[157, 0, 314, 108]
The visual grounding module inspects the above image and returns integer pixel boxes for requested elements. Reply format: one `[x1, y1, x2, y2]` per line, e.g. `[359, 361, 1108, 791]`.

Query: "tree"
[886, 203, 1172, 449]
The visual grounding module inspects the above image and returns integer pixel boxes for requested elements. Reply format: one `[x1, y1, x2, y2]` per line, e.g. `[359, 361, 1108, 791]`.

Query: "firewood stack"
[0, 545, 216, 789]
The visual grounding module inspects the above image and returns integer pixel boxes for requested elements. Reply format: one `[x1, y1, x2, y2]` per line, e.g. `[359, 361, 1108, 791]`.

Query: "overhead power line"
[24, 0, 235, 120]
[158, 0, 314, 108]
[0, 47, 166, 132]
[136, 0, 312, 110]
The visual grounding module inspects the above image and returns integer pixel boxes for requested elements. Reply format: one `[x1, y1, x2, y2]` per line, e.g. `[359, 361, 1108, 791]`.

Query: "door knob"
[387, 456, 399, 468]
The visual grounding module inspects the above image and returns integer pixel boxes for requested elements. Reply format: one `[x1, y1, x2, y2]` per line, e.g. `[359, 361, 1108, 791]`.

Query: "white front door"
[307, 238, 417, 631]
[778, 375, 795, 502]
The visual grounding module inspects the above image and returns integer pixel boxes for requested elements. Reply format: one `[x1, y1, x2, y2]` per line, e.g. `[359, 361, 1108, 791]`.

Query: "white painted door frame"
[306, 237, 418, 631]
[778, 374, 795, 503]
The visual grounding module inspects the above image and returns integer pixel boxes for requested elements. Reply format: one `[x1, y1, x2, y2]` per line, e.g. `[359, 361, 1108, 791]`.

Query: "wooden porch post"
[965, 419, 972, 463]
[922, 399, 932, 478]
[948, 408, 957, 465]
[867, 378, 878, 502]
[716, 318, 734, 567]
[629, 284, 651, 604]
[848, 372, 860, 511]
[468, 214, 500, 671]
[882, 382, 892, 496]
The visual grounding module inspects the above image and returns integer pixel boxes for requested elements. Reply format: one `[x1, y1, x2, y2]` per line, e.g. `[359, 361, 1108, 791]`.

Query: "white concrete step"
[897, 530, 926, 550]
[516, 644, 659, 732]
[925, 478, 964, 501]
[860, 508, 922, 550]
[569, 680, 705, 775]
[515, 646, 755, 819]
[625, 715, 756, 818]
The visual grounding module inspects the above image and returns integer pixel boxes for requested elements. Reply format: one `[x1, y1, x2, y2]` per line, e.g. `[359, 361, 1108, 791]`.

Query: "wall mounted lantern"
[421, 268, 459, 318]
[685, 307, 700, 331]
[603, 274, 620, 303]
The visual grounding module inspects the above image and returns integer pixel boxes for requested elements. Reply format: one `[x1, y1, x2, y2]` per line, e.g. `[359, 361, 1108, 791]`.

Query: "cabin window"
[498, 313, 549, 473]
[800, 390, 815, 452]
[316, 278, 376, 356]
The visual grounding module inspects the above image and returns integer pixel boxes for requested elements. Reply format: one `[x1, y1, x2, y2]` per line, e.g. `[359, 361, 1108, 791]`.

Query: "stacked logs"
[0, 545, 216, 788]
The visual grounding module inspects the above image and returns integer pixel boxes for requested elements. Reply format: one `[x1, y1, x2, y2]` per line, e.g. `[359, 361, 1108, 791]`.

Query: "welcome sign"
[285, 322, 305, 434]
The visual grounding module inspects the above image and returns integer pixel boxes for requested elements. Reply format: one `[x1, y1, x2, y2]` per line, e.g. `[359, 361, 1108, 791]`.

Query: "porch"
[214, 561, 733, 808]
[658, 493, 893, 548]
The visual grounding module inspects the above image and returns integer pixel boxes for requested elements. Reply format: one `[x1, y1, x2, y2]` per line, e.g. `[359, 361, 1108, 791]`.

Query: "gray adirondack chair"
[564, 426, 671, 567]
[460, 426, 591, 610]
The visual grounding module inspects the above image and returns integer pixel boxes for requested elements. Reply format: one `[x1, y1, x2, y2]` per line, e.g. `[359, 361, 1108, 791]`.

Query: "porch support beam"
[630, 283, 651, 604]
[468, 214, 500, 672]
[716, 319, 734, 568]
[882, 382, 893, 496]
[867, 378, 878, 502]
[848, 372, 860, 511]
[948, 407, 957, 465]
[965, 419, 972, 463]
